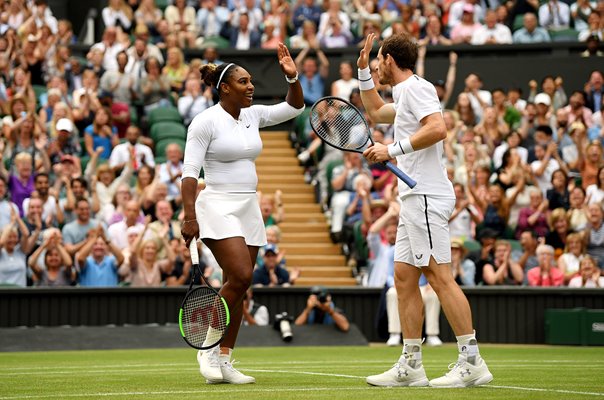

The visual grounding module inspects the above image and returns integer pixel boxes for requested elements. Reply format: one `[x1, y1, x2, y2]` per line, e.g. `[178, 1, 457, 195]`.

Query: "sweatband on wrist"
[388, 138, 415, 158]
[358, 67, 375, 91]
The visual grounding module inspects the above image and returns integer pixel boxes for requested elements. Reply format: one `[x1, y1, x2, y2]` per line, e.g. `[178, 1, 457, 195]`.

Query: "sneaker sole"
[366, 377, 429, 387]
[429, 373, 493, 388]
[208, 379, 256, 385]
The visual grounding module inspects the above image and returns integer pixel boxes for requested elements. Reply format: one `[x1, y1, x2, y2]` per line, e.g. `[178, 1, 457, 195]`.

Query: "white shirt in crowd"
[109, 142, 155, 169]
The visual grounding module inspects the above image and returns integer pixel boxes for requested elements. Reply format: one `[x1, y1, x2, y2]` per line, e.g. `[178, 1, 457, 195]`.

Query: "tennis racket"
[309, 96, 417, 189]
[178, 239, 230, 350]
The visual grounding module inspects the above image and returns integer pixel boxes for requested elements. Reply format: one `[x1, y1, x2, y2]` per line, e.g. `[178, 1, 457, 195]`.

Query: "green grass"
[1, 345, 604, 399]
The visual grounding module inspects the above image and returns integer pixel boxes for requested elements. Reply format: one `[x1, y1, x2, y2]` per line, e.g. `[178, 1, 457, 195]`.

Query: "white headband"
[217, 63, 234, 89]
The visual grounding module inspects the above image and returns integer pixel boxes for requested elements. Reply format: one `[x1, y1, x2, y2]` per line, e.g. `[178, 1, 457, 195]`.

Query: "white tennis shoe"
[197, 347, 222, 383]
[366, 355, 429, 387]
[220, 360, 256, 384]
[425, 335, 443, 347]
[429, 357, 493, 388]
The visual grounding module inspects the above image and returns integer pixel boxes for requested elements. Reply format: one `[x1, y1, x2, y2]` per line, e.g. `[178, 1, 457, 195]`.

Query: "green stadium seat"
[32, 84, 47, 102]
[463, 239, 481, 254]
[150, 121, 187, 143]
[155, 0, 169, 12]
[148, 106, 182, 125]
[548, 28, 579, 42]
[512, 14, 525, 32]
[325, 158, 344, 202]
[199, 36, 230, 49]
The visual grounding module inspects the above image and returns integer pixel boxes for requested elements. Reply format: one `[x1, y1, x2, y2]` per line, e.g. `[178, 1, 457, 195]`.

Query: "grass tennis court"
[1, 345, 603, 399]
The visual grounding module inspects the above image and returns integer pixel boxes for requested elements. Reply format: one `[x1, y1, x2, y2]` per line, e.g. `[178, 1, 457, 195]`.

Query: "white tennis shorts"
[195, 190, 267, 246]
[394, 195, 455, 268]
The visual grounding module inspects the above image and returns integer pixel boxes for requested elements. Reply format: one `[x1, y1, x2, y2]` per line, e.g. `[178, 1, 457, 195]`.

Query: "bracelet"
[182, 219, 197, 224]
[388, 137, 415, 157]
[285, 71, 298, 84]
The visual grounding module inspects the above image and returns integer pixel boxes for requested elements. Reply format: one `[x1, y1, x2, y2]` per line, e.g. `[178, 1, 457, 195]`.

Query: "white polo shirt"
[391, 75, 454, 200]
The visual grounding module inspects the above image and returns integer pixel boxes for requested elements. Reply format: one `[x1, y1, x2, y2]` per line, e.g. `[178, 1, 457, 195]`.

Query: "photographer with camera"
[295, 286, 350, 332]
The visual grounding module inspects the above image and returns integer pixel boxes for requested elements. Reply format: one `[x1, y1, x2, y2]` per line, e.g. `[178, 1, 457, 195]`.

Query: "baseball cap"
[56, 118, 73, 133]
[264, 243, 279, 255]
[534, 93, 551, 106]
[463, 3, 474, 13]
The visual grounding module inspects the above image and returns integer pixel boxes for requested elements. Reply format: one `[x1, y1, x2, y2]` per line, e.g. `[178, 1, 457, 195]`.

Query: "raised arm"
[357, 33, 395, 124]
[278, 43, 304, 110]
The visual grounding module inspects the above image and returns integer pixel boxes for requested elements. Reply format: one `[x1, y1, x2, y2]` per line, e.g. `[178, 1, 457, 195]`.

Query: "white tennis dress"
[182, 101, 304, 246]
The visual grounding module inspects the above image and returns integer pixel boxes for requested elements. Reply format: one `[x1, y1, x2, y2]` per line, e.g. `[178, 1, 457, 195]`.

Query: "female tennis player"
[181, 42, 304, 384]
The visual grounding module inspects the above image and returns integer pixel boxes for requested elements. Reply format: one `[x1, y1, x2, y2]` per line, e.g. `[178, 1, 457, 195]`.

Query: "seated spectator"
[100, 51, 136, 106]
[578, 12, 602, 42]
[584, 202, 604, 265]
[567, 186, 589, 232]
[0, 208, 39, 287]
[140, 57, 172, 115]
[258, 225, 288, 271]
[126, 223, 175, 287]
[527, 244, 564, 287]
[196, 0, 230, 44]
[107, 200, 144, 250]
[290, 20, 319, 49]
[557, 232, 586, 284]
[450, 238, 476, 287]
[471, 10, 512, 45]
[164, 0, 197, 48]
[515, 187, 550, 239]
[158, 143, 183, 201]
[62, 198, 105, 256]
[513, 12, 551, 43]
[84, 107, 119, 160]
[546, 169, 570, 211]
[295, 286, 350, 332]
[419, 15, 452, 46]
[109, 125, 155, 174]
[568, 256, 604, 287]
[75, 227, 125, 287]
[450, 4, 481, 44]
[319, 17, 353, 48]
[148, 200, 182, 258]
[586, 166, 604, 205]
[102, 0, 133, 33]
[22, 172, 64, 227]
[546, 208, 571, 257]
[259, 190, 284, 227]
[178, 76, 213, 127]
[482, 240, 524, 285]
[28, 230, 75, 287]
[252, 244, 291, 287]
[94, 159, 134, 221]
[0, 152, 35, 216]
[514, 231, 540, 280]
[292, 0, 322, 36]
[473, 180, 524, 239]
[0, 177, 19, 227]
[229, 12, 262, 50]
[344, 174, 375, 228]
[162, 47, 190, 96]
[449, 183, 482, 240]
[331, 61, 358, 101]
[242, 287, 269, 326]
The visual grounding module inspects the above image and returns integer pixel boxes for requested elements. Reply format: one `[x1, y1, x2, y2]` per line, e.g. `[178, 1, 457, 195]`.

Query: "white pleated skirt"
[195, 190, 267, 246]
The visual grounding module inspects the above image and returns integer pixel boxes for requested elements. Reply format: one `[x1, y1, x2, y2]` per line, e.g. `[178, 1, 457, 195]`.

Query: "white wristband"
[358, 67, 375, 91]
[387, 137, 414, 158]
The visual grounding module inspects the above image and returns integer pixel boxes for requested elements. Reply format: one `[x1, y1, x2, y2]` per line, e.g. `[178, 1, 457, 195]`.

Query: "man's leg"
[385, 286, 401, 346]
[424, 257, 493, 388]
[420, 285, 442, 346]
[366, 263, 429, 387]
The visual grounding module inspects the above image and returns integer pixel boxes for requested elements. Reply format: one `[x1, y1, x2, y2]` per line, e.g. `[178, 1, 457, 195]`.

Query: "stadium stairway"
[257, 131, 356, 286]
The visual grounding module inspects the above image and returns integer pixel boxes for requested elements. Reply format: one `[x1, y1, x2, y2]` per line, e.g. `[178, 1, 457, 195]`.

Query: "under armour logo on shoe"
[397, 369, 409, 378]
[415, 254, 423, 260]
[459, 368, 471, 378]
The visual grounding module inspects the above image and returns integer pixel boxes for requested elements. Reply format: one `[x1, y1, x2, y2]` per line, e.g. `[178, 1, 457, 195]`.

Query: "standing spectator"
[463, 73, 492, 123]
[318, 0, 351, 39]
[22, 172, 64, 226]
[75, 228, 125, 287]
[148, 200, 182, 257]
[294, 45, 330, 107]
[366, 200, 398, 288]
[538, 0, 571, 30]
[513, 12, 551, 43]
[134, 0, 162, 36]
[0, 207, 39, 287]
[584, 70, 603, 113]
[579, 140, 603, 190]
[100, 51, 136, 106]
[471, 10, 512, 45]
[448, 0, 484, 29]
[584, 202, 604, 265]
[28, 231, 75, 287]
[92, 27, 126, 73]
[292, 0, 322, 35]
[127, 224, 175, 286]
[158, 143, 183, 201]
[482, 240, 524, 285]
[567, 186, 589, 232]
[196, 0, 230, 43]
[568, 256, 604, 287]
[515, 187, 550, 239]
[109, 125, 154, 173]
[563, 90, 594, 130]
[586, 166, 604, 205]
[230, 0, 264, 32]
[531, 142, 561, 196]
[449, 183, 482, 240]
[527, 244, 564, 287]
[528, 76, 567, 113]
[547, 169, 570, 211]
[319, 17, 353, 48]
[578, 12, 602, 42]
[290, 20, 320, 49]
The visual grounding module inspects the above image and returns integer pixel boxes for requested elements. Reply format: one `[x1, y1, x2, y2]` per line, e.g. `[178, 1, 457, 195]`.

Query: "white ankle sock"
[456, 331, 479, 365]
[219, 348, 232, 364]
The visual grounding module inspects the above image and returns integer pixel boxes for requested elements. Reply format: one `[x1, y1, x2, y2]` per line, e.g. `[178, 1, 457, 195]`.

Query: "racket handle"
[385, 161, 417, 189]
[189, 239, 199, 265]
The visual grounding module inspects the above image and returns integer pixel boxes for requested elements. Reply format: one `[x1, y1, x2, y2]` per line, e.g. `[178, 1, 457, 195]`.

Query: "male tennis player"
[358, 33, 493, 388]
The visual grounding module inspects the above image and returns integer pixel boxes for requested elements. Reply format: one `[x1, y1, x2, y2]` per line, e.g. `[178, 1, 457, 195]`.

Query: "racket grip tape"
[189, 239, 199, 265]
[385, 161, 417, 188]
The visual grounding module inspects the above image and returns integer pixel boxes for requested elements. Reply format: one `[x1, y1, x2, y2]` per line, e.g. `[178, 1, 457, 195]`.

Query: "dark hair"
[381, 33, 418, 72]
[35, 172, 49, 183]
[70, 176, 88, 190]
[200, 63, 239, 95]
[551, 168, 567, 185]
[144, 56, 161, 73]
[535, 125, 553, 136]
[492, 87, 505, 95]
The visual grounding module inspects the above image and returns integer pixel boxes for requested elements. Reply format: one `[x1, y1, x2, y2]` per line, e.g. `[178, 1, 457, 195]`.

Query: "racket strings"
[181, 288, 228, 347]
[310, 99, 370, 151]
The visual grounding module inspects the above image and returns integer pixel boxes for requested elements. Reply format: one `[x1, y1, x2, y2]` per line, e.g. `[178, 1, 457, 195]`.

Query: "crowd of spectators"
[0, 0, 602, 289]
